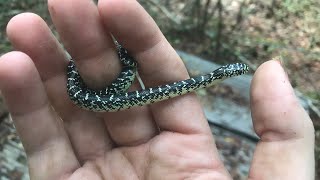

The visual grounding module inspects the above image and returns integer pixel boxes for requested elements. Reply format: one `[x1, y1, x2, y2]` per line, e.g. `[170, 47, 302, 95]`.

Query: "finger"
[48, 0, 120, 89]
[249, 60, 315, 179]
[0, 52, 79, 179]
[48, 0, 158, 146]
[98, 0, 212, 135]
[6, 13, 111, 163]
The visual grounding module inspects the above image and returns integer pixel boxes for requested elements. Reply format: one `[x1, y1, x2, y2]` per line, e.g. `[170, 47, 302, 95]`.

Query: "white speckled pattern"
[67, 42, 249, 112]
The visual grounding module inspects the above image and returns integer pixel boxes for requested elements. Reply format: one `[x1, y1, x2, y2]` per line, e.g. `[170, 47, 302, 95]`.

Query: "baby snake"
[67, 42, 249, 112]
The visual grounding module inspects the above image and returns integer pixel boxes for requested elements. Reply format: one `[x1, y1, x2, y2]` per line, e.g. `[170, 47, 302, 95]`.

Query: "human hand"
[0, 0, 314, 179]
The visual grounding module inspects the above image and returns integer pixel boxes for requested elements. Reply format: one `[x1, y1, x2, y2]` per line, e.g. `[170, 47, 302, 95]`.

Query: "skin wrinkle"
[135, 40, 188, 85]
[27, 135, 68, 161]
[103, 101, 157, 146]
[254, 97, 307, 141]
[0, 54, 49, 116]
[44, 75, 86, 118]
[120, 149, 142, 179]
[6, 14, 68, 82]
[151, 94, 209, 134]
[186, 168, 229, 180]
[132, 33, 163, 58]
[149, 133, 220, 171]
[106, 151, 139, 179]
[4, 85, 50, 116]
[14, 106, 68, 155]
[90, 162, 105, 180]
[114, 134, 153, 147]
[63, 114, 111, 162]
[68, 163, 102, 179]
[11, 100, 50, 122]
[69, 136, 107, 164]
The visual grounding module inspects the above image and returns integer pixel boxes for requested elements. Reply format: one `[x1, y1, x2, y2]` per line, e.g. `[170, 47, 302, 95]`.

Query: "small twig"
[136, 71, 146, 90]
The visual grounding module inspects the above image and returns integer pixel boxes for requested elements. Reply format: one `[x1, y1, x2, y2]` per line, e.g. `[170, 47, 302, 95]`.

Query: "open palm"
[0, 0, 314, 179]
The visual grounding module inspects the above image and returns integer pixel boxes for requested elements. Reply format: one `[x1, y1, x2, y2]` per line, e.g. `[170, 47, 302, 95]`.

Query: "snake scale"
[67, 41, 249, 112]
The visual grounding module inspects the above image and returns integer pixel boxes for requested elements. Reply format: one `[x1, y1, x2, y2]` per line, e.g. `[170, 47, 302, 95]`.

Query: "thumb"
[249, 60, 315, 179]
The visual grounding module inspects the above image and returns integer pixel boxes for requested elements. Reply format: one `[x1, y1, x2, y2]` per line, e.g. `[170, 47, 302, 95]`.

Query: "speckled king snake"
[67, 41, 249, 112]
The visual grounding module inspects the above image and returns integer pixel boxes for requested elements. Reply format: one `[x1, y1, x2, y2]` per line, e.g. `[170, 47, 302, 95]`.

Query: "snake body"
[67, 42, 249, 112]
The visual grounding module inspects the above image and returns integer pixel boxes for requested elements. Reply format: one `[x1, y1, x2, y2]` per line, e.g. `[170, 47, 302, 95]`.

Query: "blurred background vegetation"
[0, 0, 319, 178]
[1, 0, 319, 100]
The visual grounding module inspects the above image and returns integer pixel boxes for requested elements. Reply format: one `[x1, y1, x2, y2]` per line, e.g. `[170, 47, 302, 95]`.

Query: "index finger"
[98, 0, 211, 134]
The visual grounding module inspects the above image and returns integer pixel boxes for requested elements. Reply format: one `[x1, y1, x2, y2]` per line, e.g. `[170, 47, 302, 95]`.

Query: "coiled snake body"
[67, 42, 249, 112]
